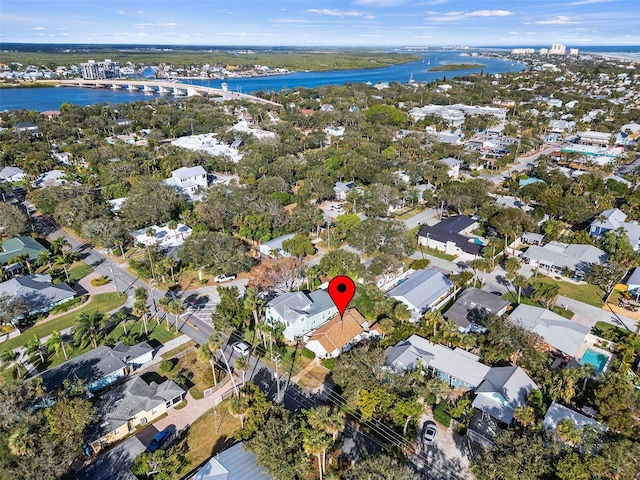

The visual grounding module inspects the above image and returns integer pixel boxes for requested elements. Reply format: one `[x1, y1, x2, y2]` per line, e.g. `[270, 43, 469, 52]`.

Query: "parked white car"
[214, 274, 237, 283]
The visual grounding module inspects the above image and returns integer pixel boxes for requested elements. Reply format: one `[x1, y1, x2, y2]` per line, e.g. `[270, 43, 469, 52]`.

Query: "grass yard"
[592, 321, 632, 343]
[0, 293, 126, 354]
[164, 399, 239, 478]
[162, 350, 223, 400]
[161, 340, 196, 359]
[502, 290, 575, 319]
[67, 261, 93, 282]
[533, 274, 605, 308]
[424, 247, 457, 261]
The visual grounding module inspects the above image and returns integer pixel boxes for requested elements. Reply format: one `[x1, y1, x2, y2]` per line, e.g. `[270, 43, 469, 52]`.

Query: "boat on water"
[366, 81, 372, 85]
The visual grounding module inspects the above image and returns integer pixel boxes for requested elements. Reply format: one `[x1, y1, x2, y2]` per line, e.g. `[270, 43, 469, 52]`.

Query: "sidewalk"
[146, 374, 239, 434]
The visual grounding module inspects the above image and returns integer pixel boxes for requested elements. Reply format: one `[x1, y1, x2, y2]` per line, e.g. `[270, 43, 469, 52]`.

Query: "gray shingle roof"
[36, 342, 153, 392]
[388, 269, 453, 314]
[444, 288, 510, 329]
[0, 274, 75, 312]
[89, 377, 185, 441]
[509, 304, 590, 357]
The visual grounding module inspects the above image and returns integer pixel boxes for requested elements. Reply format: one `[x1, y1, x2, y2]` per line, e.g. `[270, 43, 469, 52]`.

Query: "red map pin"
[328, 276, 356, 319]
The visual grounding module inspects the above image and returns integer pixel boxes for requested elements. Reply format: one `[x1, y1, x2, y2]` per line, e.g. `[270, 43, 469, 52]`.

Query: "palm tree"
[74, 312, 103, 348]
[167, 299, 184, 331]
[46, 330, 69, 360]
[132, 300, 149, 336]
[38, 250, 52, 271]
[50, 237, 71, 256]
[513, 405, 536, 428]
[470, 258, 490, 287]
[53, 251, 80, 283]
[504, 256, 521, 279]
[306, 406, 344, 442]
[163, 257, 178, 283]
[25, 334, 46, 365]
[243, 286, 265, 332]
[1, 350, 25, 380]
[8, 427, 32, 456]
[303, 428, 329, 480]
[114, 309, 129, 336]
[512, 274, 528, 304]
[228, 394, 250, 429]
[234, 356, 250, 387]
[158, 297, 171, 330]
[378, 317, 395, 338]
[198, 344, 217, 386]
[556, 418, 582, 446]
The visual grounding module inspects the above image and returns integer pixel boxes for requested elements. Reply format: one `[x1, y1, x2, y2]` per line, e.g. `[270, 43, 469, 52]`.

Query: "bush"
[321, 357, 337, 370]
[409, 259, 431, 270]
[433, 402, 452, 427]
[159, 360, 174, 374]
[301, 348, 316, 360]
[91, 275, 109, 286]
[49, 296, 87, 314]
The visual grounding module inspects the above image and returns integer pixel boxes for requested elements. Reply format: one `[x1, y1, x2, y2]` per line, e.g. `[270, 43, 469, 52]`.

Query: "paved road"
[403, 207, 438, 230]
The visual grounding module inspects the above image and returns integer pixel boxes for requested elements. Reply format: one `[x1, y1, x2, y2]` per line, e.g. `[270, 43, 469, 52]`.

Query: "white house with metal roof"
[387, 269, 454, 320]
[471, 366, 537, 424]
[258, 234, 295, 258]
[192, 442, 273, 480]
[265, 290, 338, 341]
[508, 304, 590, 358]
[543, 401, 605, 434]
[520, 241, 607, 278]
[590, 208, 640, 251]
[385, 334, 490, 389]
[165, 165, 208, 201]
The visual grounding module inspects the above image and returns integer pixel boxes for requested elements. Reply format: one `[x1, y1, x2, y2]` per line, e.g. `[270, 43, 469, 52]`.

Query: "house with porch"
[304, 309, 381, 359]
[508, 304, 590, 358]
[37, 341, 154, 393]
[520, 241, 607, 278]
[417, 216, 482, 258]
[265, 290, 338, 342]
[385, 334, 490, 389]
[88, 376, 185, 453]
[387, 269, 454, 320]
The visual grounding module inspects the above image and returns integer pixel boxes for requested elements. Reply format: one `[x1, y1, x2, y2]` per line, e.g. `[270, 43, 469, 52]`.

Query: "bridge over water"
[59, 79, 282, 108]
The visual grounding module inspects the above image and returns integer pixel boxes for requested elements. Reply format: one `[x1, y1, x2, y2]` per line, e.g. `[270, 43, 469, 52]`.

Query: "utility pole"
[274, 354, 282, 404]
[107, 255, 121, 296]
[220, 348, 239, 396]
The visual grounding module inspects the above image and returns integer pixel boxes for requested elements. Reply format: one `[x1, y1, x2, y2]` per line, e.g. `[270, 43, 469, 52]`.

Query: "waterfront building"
[81, 59, 120, 80]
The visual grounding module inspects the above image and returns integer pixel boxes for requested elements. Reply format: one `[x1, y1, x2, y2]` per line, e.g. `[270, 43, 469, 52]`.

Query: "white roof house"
[130, 223, 192, 250]
[266, 290, 338, 341]
[171, 133, 243, 162]
[508, 304, 590, 357]
[165, 166, 208, 201]
[258, 234, 295, 258]
[590, 208, 640, 251]
[387, 269, 454, 319]
[192, 442, 273, 480]
[0, 166, 25, 183]
[520, 241, 607, 277]
[543, 401, 604, 433]
[385, 334, 490, 389]
[440, 157, 463, 179]
[471, 366, 537, 424]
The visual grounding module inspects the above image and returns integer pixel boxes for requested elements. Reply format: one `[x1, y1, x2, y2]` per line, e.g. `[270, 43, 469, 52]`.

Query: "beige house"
[305, 309, 381, 358]
[89, 377, 185, 453]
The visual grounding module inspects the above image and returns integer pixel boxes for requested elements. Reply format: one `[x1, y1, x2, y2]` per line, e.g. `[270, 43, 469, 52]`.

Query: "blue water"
[0, 51, 526, 111]
[579, 348, 609, 373]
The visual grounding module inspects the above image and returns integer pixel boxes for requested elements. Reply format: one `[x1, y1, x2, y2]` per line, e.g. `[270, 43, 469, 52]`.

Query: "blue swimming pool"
[579, 348, 609, 373]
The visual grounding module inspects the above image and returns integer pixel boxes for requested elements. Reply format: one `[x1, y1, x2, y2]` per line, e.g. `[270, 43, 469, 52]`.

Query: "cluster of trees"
[0, 379, 96, 480]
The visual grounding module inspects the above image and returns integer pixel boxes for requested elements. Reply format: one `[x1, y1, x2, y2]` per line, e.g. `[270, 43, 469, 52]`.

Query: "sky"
[1, 0, 639, 47]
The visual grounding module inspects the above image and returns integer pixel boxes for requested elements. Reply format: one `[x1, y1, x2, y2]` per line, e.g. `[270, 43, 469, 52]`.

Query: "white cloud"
[116, 10, 124, 15]
[31, 26, 46, 31]
[133, 22, 179, 29]
[308, 9, 375, 19]
[426, 0, 449, 5]
[428, 9, 512, 22]
[136, 10, 144, 14]
[535, 16, 579, 25]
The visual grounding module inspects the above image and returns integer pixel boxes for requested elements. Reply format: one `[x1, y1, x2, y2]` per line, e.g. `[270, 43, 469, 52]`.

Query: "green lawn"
[502, 291, 575, 319]
[0, 293, 126, 354]
[67, 262, 93, 282]
[592, 321, 631, 342]
[423, 247, 457, 261]
[533, 274, 605, 308]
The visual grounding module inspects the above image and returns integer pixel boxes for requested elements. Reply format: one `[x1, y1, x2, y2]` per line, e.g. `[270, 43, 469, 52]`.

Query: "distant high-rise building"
[80, 59, 120, 80]
[549, 43, 567, 55]
[511, 48, 535, 54]
[569, 48, 579, 56]
[539, 48, 549, 55]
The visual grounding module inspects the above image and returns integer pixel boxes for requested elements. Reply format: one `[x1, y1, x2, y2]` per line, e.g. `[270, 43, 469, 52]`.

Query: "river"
[0, 51, 526, 111]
